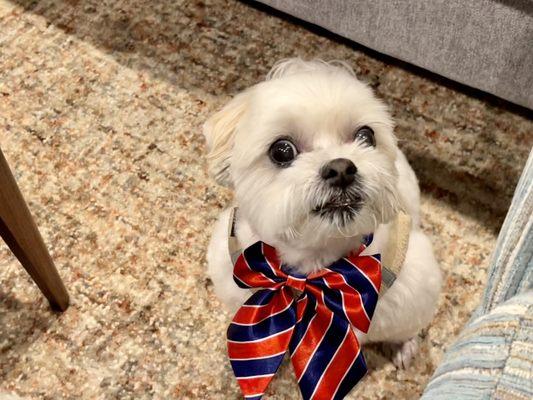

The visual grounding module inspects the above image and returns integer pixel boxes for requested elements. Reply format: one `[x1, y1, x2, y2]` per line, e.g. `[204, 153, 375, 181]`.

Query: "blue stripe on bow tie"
[333, 351, 367, 400]
[241, 289, 277, 307]
[242, 242, 283, 281]
[227, 305, 296, 342]
[298, 316, 351, 399]
[230, 352, 286, 377]
[288, 295, 317, 354]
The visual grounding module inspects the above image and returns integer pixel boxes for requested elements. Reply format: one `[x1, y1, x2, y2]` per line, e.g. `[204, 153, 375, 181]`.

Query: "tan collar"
[227, 207, 411, 294]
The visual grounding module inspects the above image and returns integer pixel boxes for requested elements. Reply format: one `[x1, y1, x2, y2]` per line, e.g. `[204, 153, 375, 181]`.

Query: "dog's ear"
[203, 91, 250, 186]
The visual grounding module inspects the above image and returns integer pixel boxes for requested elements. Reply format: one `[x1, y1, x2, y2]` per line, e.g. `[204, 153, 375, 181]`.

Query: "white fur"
[204, 59, 442, 364]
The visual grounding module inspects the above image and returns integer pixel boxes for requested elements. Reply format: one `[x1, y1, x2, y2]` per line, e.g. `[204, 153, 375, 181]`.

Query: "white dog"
[204, 59, 442, 368]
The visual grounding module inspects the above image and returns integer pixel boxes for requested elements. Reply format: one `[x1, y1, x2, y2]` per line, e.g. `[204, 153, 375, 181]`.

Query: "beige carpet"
[0, 0, 531, 399]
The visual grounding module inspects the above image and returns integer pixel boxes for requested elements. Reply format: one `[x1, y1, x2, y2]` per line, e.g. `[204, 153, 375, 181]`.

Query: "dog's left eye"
[354, 126, 376, 147]
[269, 139, 298, 166]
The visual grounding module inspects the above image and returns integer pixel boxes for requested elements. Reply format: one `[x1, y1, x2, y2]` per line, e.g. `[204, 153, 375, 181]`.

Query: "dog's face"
[205, 60, 401, 250]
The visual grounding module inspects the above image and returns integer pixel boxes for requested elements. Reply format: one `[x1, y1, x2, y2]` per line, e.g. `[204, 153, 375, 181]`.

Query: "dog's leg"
[362, 230, 441, 370]
[207, 208, 250, 313]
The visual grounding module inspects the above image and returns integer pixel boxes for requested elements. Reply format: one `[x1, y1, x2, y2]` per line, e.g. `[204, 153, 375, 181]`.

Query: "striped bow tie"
[227, 237, 381, 400]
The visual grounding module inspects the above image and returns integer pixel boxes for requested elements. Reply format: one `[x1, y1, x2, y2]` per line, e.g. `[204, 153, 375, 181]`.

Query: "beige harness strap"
[227, 208, 411, 293]
[227, 207, 241, 265]
[379, 212, 411, 293]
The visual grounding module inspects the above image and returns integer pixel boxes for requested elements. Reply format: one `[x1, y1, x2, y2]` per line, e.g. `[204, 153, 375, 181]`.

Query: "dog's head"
[204, 59, 401, 252]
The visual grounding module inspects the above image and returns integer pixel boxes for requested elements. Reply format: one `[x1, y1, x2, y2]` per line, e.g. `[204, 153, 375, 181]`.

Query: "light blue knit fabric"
[481, 150, 533, 312]
[422, 292, 532, 399]
[422, 149, 533, 400]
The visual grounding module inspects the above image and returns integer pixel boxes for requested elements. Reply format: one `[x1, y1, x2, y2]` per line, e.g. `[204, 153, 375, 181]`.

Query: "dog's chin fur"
[203, 59, 442, 364]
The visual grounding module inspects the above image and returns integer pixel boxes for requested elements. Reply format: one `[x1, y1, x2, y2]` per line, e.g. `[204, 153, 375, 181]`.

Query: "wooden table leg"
[0, 147, 69, 311]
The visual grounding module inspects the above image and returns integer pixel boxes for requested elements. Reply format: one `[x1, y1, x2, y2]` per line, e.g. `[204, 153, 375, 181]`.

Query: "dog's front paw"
[392, 336, 420, 369]
[380, 336, 420, 369]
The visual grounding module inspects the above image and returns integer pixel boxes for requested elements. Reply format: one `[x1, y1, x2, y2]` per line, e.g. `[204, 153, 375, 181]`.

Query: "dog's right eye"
[269, 139, 298, 167]
[354, 126, 376, 147]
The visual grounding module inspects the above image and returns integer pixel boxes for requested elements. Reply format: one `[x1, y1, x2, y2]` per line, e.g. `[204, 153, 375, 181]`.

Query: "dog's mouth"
[312, 191, 363, 222]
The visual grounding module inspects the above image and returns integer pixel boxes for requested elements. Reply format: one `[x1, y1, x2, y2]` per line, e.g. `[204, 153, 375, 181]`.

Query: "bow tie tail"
[290, 305, 367, 400]
[227, 288, 296, 399]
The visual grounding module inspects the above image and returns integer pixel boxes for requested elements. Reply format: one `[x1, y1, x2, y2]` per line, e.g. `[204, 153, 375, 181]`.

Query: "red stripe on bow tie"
[291, 303, 334, 381]
[346, 254, 381, 293]
[310, 326, 361, 400]
[321, 271, 371, 332]
[229, 327, 294, 360]
[261, 242, 283, 272]
[236, 375, 273, 397]
[233, 252, 283, 288]
[232, 288, 293, 325]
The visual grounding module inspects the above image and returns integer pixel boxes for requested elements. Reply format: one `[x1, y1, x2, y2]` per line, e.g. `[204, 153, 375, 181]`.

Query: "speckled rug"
[0, 0, 531, 399]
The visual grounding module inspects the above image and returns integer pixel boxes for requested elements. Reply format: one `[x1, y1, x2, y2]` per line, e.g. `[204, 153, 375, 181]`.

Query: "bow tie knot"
[285, 274, 306, 291]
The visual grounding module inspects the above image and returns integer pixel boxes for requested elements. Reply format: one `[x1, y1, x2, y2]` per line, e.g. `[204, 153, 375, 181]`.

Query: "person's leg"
[421, 149, 533, 399]
[481, 148, 533, 313]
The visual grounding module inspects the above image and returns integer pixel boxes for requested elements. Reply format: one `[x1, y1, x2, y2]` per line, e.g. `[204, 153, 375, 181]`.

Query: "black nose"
[320, 158, 357, 188]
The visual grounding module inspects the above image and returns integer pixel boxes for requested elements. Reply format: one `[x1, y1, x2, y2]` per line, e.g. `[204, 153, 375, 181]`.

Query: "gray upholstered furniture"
[256, 0, 533, 109]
